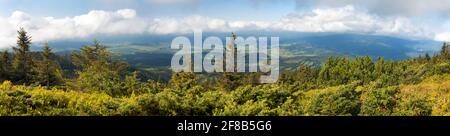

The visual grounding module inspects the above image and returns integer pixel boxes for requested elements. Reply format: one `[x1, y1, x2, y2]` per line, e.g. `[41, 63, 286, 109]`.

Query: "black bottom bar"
[0, 117, 448, 135]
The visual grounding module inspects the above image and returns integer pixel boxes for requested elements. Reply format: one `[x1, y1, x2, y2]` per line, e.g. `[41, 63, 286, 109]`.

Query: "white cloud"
[0, 9, 271, 48]
[144, 6, 443, 40]
[295, 0, 450, 16]
[435, 33, 450, 42]
[0, 6, 448, 48]
[273, 6, 434, 39]
[0, 9, 147, 48]
[147, 15, 268, 34]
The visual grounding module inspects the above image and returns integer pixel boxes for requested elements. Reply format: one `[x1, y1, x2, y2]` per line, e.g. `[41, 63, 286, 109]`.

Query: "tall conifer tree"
[35, 43, 63, 87]
[12, 28, 34, 84]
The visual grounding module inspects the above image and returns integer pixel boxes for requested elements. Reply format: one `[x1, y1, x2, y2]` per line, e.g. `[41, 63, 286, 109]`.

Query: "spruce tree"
[35, 43, 63, 87]
[375, 57, 385, 76]
[71, 40, 129, 96]
[439, 42, 449, 61]
[424, 52, 431, 62]
[12, 28, 34, 84]
[221, 32, 245, 91]
[351, 56, 375, 84]
[0, 50, 11, 81]
[169, 53, 197, 91]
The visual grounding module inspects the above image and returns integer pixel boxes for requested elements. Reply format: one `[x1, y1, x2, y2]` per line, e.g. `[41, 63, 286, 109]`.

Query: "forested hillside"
[0, 28, 449, 116]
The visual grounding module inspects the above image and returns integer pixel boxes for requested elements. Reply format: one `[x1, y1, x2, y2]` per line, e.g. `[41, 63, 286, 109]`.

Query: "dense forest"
[0, 28, 449, 116]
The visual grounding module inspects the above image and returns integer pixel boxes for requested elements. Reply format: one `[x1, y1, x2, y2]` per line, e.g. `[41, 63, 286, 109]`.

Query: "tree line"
[0, 28, 63, 86]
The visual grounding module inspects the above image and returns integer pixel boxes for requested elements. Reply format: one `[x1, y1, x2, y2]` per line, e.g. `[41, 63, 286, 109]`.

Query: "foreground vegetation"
[1, 73, 449, 116]
[0, 28, 449, 116]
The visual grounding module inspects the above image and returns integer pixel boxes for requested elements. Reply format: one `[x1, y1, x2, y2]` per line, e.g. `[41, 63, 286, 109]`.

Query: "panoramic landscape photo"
[0, 0, 449, 116]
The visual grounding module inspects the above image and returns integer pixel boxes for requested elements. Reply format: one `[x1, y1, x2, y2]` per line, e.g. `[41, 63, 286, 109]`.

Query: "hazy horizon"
[1, 0, 449, 49]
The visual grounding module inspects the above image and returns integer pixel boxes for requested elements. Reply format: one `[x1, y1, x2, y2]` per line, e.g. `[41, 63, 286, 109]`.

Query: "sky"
[0, 0, 449, 48]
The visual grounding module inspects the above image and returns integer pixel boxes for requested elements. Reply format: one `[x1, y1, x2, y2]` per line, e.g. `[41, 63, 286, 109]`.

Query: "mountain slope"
[37, 32, 442, 69]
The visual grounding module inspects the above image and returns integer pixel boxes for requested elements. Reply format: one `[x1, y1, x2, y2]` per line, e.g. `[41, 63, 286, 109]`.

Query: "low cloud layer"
[275, 6, 432, 37]
[0, 6, 448, 48]
[295, 0, 450, 17]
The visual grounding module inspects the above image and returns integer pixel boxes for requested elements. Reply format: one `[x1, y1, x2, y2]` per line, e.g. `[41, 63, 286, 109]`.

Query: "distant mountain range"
[32, 32, 443, 69]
